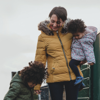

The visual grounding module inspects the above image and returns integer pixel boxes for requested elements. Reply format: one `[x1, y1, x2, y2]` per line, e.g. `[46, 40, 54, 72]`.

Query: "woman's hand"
[80, 59, 87, 65]
[34, 90, 41, 94]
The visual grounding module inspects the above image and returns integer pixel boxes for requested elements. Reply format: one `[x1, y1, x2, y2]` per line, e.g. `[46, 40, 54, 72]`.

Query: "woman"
[34, 6, 84, 100]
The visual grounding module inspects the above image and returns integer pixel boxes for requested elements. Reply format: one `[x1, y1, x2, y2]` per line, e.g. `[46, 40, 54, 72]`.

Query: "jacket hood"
[38, 18, 71, 35]
[85, 26, 97, 41]
[10, 72, 23, 84]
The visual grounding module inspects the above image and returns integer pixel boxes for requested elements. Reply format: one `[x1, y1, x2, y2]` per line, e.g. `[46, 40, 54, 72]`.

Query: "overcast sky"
[0, 0, 100, 99]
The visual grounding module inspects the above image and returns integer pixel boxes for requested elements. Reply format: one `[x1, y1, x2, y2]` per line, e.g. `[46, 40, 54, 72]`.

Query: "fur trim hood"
[38, 18, 71, 35]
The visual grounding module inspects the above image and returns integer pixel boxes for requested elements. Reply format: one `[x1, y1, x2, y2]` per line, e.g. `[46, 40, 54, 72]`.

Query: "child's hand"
[88, 62, 94, 65]
[80, 59, 87, 65]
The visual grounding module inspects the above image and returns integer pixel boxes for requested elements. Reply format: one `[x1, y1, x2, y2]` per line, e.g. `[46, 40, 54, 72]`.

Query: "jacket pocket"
[50, 62, 68, 75]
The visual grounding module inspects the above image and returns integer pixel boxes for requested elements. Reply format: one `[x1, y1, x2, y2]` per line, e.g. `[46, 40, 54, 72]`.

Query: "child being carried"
[67, 19, 97, 88]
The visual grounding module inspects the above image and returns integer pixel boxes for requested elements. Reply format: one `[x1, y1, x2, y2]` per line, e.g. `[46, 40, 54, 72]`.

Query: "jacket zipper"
[56, 31, 72, 80]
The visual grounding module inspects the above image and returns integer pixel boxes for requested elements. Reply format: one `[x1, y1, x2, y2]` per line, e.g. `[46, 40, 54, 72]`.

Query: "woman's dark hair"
[49, 6, 67, 22]
[20, 61, 48, 84]
[67, 19, 86, 34]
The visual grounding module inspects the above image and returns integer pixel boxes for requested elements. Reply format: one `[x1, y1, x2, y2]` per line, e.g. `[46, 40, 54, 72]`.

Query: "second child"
[67, 19, 97, 86]
[4, 61, 48, 100]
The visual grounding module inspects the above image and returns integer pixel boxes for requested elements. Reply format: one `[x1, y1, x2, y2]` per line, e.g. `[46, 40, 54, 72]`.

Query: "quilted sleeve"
[3, 83, 21, 100]
[35, 33, 47, 65]
[80, 38, 96, 64]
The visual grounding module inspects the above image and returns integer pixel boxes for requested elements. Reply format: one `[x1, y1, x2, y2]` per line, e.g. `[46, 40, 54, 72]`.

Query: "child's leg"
[69, 59, 81, 77]
[69, 59, 84, 85]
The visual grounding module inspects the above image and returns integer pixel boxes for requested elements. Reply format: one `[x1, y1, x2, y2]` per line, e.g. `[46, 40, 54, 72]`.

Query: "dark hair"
[49, 6, 67, 22]
[20, 61, 48, 84]
[67, 19, 86, 34]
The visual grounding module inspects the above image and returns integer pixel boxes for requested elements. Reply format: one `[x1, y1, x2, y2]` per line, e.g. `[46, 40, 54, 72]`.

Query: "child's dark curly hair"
[20, 61, 48, 84]
[67, 19, 86, 34]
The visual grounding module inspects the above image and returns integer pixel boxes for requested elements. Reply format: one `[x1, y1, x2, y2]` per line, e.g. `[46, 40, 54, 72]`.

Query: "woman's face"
[50, 14, 65, 31]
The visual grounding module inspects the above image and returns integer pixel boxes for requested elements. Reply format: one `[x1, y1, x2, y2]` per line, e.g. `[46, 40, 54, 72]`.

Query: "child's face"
[73, 32, 84, 39]
[27, 82, 36, 88]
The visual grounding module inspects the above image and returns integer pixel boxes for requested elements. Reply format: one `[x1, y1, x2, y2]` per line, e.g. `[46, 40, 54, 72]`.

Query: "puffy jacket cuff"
[34, 84, 41, 90]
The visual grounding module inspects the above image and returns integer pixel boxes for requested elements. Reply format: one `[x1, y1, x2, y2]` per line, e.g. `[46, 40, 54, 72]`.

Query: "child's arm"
[79, 28, 97, 65]
[4, 83, 21, 100]
[80, 38, 96, 64]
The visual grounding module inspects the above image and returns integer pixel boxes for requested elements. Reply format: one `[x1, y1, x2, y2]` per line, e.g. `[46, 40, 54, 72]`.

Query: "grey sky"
[0, 0, 100, 99]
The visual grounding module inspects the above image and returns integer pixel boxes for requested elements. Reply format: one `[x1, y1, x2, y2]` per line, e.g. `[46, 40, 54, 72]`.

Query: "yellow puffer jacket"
[34, 20, 83, 90]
